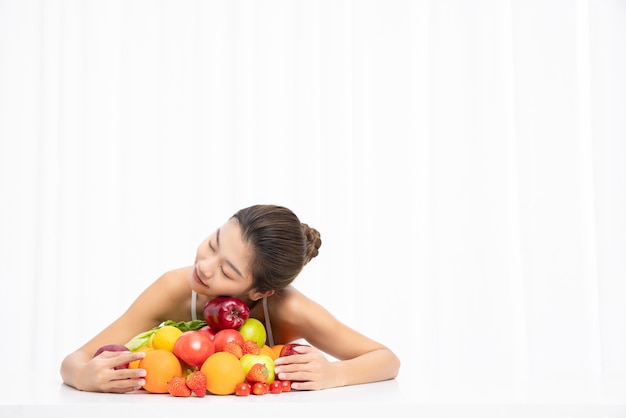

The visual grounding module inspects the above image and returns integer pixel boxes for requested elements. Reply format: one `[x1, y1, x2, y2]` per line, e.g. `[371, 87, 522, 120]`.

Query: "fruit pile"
[93, 297, 305, 397]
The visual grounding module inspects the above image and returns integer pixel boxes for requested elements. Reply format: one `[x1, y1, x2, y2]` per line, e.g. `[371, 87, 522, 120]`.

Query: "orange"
[260, 344, 276, 360]
[152, 325, 183, 352]
[129, 346, 153, 369]
[271, 344, 284, 360]
[201, 352, 245, 395]
[138, 349, 183, 393]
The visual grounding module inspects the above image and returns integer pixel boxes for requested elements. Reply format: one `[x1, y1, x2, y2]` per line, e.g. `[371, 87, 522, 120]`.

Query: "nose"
[197, 256, 219, 281]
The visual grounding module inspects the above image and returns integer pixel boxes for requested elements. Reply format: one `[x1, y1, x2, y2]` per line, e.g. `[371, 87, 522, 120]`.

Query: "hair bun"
[301, 223, 321, 264]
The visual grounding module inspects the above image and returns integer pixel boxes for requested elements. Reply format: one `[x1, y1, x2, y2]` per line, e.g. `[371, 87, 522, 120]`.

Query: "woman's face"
[190, 218, 254, 299]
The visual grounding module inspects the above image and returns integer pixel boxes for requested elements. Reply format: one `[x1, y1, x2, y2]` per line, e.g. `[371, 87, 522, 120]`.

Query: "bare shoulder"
[275, 286, 320, 316]
[152, 266, 192, 293]
[126, 266, 193, 323]
[272, 286, 336, 329]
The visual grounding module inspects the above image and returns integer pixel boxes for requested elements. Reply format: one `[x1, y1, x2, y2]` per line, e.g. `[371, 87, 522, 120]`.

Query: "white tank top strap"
[263, 296, 274, 347]
[191, 290, 197, 321]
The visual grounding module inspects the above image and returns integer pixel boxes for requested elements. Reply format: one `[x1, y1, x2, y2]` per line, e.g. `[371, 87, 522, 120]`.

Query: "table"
[3, 370, 626, 418]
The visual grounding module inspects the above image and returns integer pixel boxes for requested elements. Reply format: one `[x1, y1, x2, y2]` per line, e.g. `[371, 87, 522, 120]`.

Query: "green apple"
[240, 353, 275, 383]
[238, 318, 267, 348]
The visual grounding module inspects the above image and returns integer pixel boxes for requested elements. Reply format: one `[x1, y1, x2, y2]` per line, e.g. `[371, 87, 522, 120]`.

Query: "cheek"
[221, 282, 250, 297]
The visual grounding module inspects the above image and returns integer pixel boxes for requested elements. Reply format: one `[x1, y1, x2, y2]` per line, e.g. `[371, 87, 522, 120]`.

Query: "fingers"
[274, 354, 309, 367]
[273, 370, 321, 391]
[290, 380, 318, 391]
[101, 367, 147, 393]
[103, 376, 146, 393]
[115, 367, 147, 380]
[97, 350, 146, 369]
[274, 351, 328, 390]
[273, 345, 317, 366]
[119, 351, 147, 365]
[271, 345, 335, 391]
[91, 351, 148, 393]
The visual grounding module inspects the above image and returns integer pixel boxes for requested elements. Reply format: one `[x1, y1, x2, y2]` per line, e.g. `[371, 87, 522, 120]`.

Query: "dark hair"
[231, 204, 321, 293]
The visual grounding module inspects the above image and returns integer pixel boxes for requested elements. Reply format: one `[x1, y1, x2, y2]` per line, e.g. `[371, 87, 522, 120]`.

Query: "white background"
[1, 0, 625, 398]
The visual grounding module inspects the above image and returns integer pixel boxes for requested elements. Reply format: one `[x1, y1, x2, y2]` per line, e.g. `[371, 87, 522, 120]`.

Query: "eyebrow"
[216, 228, 245, 279]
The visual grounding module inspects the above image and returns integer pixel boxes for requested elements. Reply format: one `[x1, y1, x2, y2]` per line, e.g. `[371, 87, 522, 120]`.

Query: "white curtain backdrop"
[1, 0, 625, 395]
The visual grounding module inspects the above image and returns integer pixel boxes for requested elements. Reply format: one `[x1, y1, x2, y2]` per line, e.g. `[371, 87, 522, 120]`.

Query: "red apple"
[213, 328, 245, 352]
[279, 343, 310, 357]
[92, 344, 130, 370]
[203, 297, 250, 331]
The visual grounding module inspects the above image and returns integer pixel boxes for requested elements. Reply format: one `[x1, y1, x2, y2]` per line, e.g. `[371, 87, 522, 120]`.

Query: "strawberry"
[167, 376, 191, 397]
[246, 363, 269, 383]
[223, 341, 243, 359]
[185, 371, 207, 397]
[242, 340, 261, 355]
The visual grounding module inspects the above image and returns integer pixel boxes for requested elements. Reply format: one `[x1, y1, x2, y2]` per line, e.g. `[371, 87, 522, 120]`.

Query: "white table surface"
[3, 369, 626, 418]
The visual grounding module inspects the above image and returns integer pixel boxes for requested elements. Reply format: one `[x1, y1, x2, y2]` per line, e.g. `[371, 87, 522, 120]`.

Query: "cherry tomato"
[252, 381, 268, 395]
[269, 380, 283, 394]
[235, 382, 251, 396]
[280, 380, 292, 392]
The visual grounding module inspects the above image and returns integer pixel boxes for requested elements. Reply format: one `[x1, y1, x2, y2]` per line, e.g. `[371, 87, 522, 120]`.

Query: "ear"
[248, 289, 274, 301]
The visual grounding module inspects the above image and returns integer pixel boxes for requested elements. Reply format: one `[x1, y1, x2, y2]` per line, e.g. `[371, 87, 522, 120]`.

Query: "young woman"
[60, 204, 400, 393]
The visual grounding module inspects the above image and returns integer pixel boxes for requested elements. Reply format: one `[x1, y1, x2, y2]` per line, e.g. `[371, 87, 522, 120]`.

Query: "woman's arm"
[272, 288, 401, 390]
[60, 268, 192, 392]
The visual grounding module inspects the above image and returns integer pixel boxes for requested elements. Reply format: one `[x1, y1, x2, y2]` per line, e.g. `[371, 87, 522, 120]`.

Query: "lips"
[193, 267, 206, 287]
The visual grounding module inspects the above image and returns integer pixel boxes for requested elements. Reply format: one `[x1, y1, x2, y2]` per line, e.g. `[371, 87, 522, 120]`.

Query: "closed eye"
[209, 239, 230, 278]
[212, 227, 245, 280]
[221, 266, 231, 279]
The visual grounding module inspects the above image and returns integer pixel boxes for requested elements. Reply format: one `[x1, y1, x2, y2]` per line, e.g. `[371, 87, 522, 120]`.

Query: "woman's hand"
[273, 345, 339, 390]
[74, 350, 147, 393]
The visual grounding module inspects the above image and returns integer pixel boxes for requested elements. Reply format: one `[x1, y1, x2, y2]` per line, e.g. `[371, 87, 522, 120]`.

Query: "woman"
[60, 204, 400, 393]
